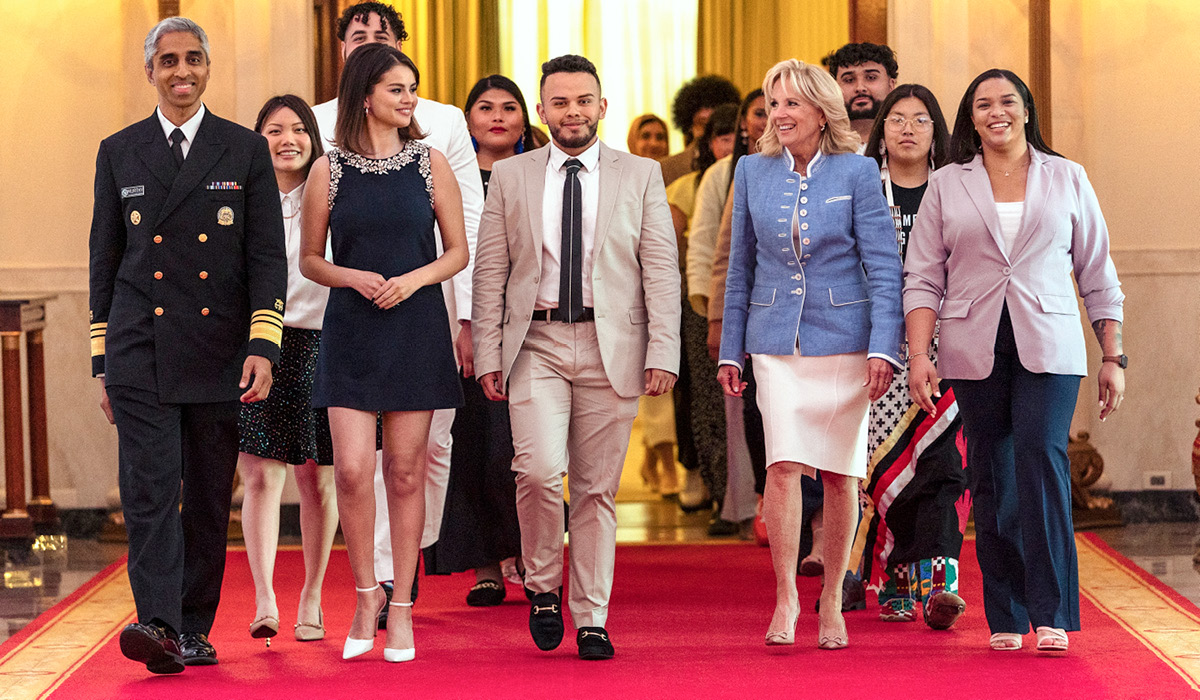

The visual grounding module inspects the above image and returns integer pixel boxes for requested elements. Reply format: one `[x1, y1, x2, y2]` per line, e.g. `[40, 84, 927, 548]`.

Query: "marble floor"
[2, 508, 1198, 646]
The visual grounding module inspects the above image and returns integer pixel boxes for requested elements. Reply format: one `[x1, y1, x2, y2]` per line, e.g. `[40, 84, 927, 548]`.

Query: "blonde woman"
[717, 59, 903, 649]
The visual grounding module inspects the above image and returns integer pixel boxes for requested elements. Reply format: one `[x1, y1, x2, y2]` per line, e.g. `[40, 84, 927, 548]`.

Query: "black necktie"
[558, 158, 584, 322]
[169, 128, 186, 167]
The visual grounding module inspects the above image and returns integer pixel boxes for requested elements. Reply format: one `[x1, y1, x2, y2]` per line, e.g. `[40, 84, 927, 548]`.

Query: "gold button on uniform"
[153, 235, 163, 244]
[199, 271, 208, 279]
[198, 234, 208, 242]
[154, 271, 163, 280]
[201, 308, 210, 316]
[154, 307, 164, 316]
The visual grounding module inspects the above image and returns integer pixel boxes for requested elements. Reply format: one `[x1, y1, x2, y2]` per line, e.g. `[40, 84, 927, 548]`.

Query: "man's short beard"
[551, 120, 598, 149]
[847, 98, 880, 121]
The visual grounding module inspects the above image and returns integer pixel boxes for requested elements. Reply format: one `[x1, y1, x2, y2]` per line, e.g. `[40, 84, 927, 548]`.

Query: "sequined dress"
[311, 142, 463, 412]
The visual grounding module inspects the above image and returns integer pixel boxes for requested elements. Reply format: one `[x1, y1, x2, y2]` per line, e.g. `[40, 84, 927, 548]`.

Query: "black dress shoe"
[576, 626, 614, 660]
[528, 590, 564, 651]
[119, 622, 184, 674]
[377, 571, 420, 630]
[466, 580, 506, 607]
[377, 580, 394, 630]
[814, 571, 868, 613]
[179, 632, 218, 666]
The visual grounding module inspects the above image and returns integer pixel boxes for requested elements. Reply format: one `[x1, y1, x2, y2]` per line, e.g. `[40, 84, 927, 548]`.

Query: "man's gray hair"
[144, 17, 211, 68]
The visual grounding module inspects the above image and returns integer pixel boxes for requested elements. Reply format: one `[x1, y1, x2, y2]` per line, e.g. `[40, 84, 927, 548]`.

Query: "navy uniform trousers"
[108, 387, 240, 635]
[950, 306, 1081, 633]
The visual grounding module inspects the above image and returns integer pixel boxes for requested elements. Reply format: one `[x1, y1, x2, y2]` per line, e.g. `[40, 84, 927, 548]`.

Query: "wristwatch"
[1102, 354, 1128, 369]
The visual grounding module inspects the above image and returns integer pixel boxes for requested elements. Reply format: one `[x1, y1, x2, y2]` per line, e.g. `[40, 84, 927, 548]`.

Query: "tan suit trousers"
[508, 320, 639, 628]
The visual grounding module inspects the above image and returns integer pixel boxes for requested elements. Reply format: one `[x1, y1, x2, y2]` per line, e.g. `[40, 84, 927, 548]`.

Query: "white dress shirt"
[280, 183, 330, 329]
[156, 103, 206, 158]
[538, 140, 602, 310]
[311, 96, 482, 329]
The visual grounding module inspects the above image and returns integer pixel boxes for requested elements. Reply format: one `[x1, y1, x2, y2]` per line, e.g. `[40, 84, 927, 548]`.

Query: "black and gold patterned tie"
[558, 158, 584, 322]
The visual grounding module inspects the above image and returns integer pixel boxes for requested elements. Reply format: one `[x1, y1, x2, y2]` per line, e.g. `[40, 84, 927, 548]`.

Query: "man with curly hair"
[826, 42, 898, 147]
[660, 75, 740, 185]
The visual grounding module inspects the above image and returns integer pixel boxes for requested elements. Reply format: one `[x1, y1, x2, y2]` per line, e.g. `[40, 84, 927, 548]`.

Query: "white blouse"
[280, 183, 331, 330]
[995, 201, 1025, 256]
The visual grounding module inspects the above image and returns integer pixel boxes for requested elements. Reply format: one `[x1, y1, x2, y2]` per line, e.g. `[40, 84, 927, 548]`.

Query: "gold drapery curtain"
[697, 0, 850, 94]
[342, 0, 502, 109]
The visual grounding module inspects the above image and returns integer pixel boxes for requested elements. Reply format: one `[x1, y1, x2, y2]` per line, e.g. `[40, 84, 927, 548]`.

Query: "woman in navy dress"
[300, 44, 467, 663]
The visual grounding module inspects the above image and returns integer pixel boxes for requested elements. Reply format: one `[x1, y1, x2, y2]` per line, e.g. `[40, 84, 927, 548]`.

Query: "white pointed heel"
[343, 585, 384, 660]
[383, 601, 415, 663]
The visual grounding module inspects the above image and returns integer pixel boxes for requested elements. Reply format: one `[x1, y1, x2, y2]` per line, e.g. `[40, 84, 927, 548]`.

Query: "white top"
[155, 103, 206, 158]
[995, 201, 1025, 256]
[537, 140, 601, 310]
[685, 156, 733, 297]
[311, 96, 482, 329]
[280, 183, 330, 329]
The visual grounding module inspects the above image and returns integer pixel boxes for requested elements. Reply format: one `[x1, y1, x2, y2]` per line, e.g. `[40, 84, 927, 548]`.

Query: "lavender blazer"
[903, 149, 1124, 380]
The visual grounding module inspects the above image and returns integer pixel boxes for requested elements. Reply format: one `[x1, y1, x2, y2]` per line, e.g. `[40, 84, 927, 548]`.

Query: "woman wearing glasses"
[858, 85, 969, 631]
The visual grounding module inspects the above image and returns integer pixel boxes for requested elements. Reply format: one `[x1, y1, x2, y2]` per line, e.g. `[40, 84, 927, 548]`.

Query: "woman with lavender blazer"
[903, 69, 1125, 654]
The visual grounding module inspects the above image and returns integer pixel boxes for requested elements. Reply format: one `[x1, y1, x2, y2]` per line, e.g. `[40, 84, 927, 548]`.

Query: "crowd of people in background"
[89, 0, 1126, 676]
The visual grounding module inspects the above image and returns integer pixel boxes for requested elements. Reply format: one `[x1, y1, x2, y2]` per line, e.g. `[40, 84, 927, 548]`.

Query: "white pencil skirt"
[752, 350, 869, 478]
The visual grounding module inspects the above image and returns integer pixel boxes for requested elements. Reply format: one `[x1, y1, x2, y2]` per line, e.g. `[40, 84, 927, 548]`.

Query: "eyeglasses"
[884, 115, 934, 132]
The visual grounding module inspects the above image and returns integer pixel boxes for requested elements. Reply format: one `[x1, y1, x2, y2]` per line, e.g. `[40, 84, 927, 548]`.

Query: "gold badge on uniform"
[274, 298, 285, 312]
[218, 206, 234, 226]
[130, 210, 141, 225]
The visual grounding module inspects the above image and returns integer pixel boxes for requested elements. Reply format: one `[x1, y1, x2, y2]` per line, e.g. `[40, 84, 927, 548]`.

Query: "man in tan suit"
[472, 54, 680, 660]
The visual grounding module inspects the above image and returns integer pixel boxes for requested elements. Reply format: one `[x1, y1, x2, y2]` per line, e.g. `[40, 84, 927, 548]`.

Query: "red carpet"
[6, 534, 1200, 699]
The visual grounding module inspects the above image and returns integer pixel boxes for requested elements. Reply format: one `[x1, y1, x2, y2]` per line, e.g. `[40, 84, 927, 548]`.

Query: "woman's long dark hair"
[254, 94, 325, 176]
[335, 43, 427, 155]
[865, 84, 951, 172]
[693, 102, 739, 191]
[464, 74, 535, 155]
[948, 68, 1062, 164]
[726, 89, 764, 197]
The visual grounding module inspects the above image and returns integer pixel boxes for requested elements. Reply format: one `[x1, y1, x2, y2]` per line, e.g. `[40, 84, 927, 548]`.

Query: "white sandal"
[1035, 626, 1068, 652]
[989, 632, 1023, 651]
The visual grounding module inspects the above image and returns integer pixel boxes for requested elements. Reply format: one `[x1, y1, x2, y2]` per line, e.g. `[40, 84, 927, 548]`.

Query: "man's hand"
[479, 371, 507, 401]
[717, 364, 746, 397]
[98, 377, 115, 425]
[455, 321, 475, 378]
[644, 369, 677, 397]
[1097, 363, 1125, 421]
[907, 354, 940, 416]
[240, 355, 273, 403]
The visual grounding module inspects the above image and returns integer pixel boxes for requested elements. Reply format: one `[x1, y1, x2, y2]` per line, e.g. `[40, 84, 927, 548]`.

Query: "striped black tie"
[558, 158, 584, 322]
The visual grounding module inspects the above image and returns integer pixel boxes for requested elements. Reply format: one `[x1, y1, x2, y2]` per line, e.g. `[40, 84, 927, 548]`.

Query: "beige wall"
[0, 1, 314, 508]
[891, 0, 1200, 492]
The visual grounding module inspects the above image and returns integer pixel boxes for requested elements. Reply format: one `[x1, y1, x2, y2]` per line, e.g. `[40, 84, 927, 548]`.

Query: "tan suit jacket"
[472, 141, 681, 399]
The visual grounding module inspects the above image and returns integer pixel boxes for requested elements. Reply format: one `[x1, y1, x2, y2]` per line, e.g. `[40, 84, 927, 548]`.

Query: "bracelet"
[906, 351, 930, 362]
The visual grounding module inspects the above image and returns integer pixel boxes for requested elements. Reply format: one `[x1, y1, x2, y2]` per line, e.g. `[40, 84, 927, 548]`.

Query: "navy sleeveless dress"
[311, 142, 463, 412]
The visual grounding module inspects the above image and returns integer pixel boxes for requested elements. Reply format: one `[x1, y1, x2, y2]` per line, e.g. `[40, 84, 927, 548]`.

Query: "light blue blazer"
[719, 150, 904, 369]
[903, 149, 1123, 380]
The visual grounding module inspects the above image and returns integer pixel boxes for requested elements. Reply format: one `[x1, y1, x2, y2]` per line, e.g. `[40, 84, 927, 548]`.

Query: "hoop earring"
[820, 123, 827, 132]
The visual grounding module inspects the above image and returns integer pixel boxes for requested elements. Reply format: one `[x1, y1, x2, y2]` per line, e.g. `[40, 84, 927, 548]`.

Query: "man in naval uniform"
[88, 17, 286, 674]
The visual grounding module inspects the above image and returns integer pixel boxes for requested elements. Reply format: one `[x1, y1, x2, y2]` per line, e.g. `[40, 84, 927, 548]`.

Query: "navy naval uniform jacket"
[89, 110, 286, 399]
[88, 108, 285, 636]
